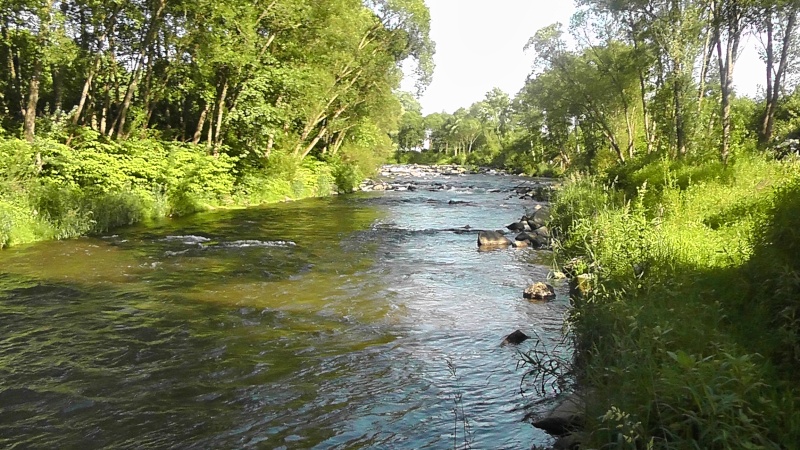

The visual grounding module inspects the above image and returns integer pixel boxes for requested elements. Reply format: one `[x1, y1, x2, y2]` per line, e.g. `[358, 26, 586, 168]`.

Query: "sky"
[403, 1, 766, 116]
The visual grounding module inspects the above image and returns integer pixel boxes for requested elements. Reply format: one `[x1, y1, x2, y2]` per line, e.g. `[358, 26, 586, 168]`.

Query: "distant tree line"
[394, 0, 800, 174]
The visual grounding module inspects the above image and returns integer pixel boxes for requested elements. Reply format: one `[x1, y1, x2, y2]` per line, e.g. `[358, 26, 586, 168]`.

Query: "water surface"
[0, 171, 569, 449]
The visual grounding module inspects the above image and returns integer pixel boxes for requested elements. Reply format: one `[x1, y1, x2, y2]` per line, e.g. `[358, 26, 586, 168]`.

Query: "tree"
[757, 0, 799, 144]
[712, 0, 753, 164]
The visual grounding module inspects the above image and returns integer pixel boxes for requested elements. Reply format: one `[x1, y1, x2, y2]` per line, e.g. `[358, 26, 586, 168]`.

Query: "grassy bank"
[550, 153, 800, 448]
[0, 134, 362, 249]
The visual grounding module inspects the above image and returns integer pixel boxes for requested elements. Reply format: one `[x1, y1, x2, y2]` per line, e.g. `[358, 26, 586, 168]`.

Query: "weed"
[445, 358, 473, 450]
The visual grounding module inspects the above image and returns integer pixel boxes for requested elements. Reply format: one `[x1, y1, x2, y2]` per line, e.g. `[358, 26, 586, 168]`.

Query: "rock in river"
[530, 206, 551, 228]
[506, 221, 527, 232]
[477, 230, 512, 248]
[523, 282, 556, 300]
[502, 330, 530, 345]
[532, 392, 586, 436]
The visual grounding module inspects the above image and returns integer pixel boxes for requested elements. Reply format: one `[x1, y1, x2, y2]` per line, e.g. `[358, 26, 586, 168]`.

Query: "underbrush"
[0, 135, 343, 248]
[550, 154, 800, 448]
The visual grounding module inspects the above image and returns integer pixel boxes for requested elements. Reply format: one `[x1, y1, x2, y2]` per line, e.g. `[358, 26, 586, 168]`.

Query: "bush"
[331, 159, 363, 193]
[0, 132, 351, 248]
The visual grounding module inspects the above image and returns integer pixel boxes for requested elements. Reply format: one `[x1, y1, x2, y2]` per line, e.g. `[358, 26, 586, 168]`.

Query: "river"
[0, 169, 569, 449]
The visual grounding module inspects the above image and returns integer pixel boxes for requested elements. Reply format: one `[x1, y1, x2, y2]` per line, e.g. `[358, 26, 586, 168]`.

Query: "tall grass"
[550, 153, 800, 448]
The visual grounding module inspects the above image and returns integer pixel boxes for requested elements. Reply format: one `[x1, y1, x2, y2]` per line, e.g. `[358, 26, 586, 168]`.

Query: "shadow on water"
[0, 174, 568, 449]
[0, 274, 400, 449]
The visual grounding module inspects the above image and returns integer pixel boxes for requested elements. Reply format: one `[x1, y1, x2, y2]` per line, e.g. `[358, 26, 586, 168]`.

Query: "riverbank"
[0, 136, 350, 249]
[548, 154, 800, 448]
[0, 139, 557, 250]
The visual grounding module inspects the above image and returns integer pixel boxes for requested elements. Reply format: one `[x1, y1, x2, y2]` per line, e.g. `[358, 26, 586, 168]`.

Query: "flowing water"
[0, 170, 570, 449]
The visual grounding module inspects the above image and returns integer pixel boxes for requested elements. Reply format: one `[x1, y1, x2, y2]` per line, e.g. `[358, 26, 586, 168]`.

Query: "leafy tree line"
[0, 0, 433, 167]
[394, 0, 800, 175]
[0, 0, 434, 247]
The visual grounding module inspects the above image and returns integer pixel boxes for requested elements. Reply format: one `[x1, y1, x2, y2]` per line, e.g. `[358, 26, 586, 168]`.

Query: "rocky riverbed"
[360, 164, 557, 203]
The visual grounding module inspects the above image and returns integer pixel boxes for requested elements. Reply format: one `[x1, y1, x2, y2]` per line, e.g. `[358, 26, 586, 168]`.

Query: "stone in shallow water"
[502, 329, 530, 345]
[477, 230, 512, 247]
[523, 282, 556, 300]
[532, 392, 586, 436]
[506, 221, 526, 232]
[530, 206, 551, 227]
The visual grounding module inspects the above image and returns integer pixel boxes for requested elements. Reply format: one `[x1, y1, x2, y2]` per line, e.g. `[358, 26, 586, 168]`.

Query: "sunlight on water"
[0, 173, 568, 449]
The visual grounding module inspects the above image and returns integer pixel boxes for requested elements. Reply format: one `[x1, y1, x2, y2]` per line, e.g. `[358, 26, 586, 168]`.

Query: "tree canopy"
[393, 0, 800, 175]
[0, 0, 435, 168]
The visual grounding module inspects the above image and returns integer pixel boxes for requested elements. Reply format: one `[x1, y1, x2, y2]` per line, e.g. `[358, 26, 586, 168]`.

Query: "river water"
[0, 170, 569, 449]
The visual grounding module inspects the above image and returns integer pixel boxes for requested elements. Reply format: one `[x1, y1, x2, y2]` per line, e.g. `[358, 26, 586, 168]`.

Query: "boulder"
[530, 206, 551, 227]
[531, 226, 551, 248]
[515, 231, 534, 242]
[523, 282, 556, 300]
[528, 185, 553, 202]
[531, 393, 585, 436]
[516, 232, 546, 249]
[501, 329, 530, 345]
[514, 231, 534, 243]
[553, 432, 584, 450]
[477, 231, 512, 248]
[507, 221, 526, 232]
[512, 239, 529, 248]
[534, 226, 550, 238]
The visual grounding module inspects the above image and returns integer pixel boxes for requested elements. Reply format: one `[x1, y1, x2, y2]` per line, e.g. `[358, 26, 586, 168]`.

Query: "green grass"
[551, 153, 800, 449]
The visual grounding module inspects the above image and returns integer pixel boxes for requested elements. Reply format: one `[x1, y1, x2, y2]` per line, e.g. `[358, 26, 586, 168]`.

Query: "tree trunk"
[697, 25, 715, 113]
[300, 126, 327, 159]
[2, 23, 24, 121]
[330, 129, 348, 155]
[264, 134, 275, 158]
[193, 102, 209, 145]
[141, 62, 156, 133]
[626, 108, 636, 159]
[673, 71, 686, 157]
[22, 0, 56, 142]
[99, 75, 111, 134]
[637, 61, 655, 154]
[73, 59, 98, 125]
[715, 6, 742, 166]
[212, 78, 228, 154]
[761, 8, 796, 145]
[51, 66, 63, 114]
[113, 69, 141, 138]
[23, 60, 42, 142]
[113, 0, 166, 138]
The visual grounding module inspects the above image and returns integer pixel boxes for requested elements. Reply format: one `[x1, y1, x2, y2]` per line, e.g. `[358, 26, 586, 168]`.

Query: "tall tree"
[712, 0, 751, 164]
[757, 0, 799, 145]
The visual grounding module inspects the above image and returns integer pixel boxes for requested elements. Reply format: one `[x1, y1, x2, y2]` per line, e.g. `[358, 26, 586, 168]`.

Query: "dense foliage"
[528, 1, 800, 448]
[392, 0, 800, 177]
[0, 0, 434, 247]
